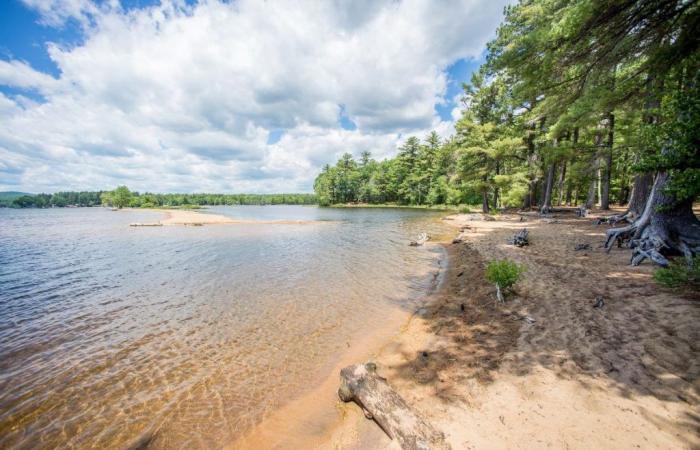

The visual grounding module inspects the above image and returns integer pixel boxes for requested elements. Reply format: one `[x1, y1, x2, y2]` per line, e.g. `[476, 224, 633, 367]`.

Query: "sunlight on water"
[0, 206, 450, 449]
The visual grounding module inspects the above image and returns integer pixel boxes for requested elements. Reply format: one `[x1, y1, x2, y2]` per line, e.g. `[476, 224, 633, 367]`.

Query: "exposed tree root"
[604, 173, 700, 267]
[605, 218, 700, 267]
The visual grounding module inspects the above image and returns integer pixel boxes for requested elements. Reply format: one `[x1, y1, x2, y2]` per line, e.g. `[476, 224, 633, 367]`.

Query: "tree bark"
[628, 173, 653, 217]
[585, 173, 597, 209]
[339, 363, 450, 450]
[600, 112, 615, 209]
[557, 160, 567, 206]
[493, 160, 500, 209]
[522, 120, 537, 209]
[482, 173, 490, 213]
[586, 130, 603, 209]
[540, 163, 556, 214]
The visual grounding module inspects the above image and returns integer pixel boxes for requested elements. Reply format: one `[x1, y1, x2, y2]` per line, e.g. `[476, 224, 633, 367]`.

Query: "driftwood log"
[338, 363, 449, 450]
[507, 228, 529, 247]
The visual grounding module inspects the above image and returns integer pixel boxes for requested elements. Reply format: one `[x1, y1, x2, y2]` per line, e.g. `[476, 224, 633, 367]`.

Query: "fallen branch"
[339, 363, 450, 450]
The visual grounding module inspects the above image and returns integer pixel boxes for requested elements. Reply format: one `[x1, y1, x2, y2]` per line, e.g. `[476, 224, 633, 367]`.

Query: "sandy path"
[323, 209, 699, 449]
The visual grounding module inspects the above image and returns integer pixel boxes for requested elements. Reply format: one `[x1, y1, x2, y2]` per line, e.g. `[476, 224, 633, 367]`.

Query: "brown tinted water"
[0, 206, 451, 449]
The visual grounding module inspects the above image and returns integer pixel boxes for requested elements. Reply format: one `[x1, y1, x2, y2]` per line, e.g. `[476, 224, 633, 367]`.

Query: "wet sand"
[234, 208, 699, 449]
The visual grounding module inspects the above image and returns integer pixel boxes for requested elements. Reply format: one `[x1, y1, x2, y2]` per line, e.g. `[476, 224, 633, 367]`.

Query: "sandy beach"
[129, 208, 325, 226]
[234, 208, 699, 449]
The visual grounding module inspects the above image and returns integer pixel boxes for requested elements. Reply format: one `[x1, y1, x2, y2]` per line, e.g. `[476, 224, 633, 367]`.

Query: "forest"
[5, 189, 316, 208]
[315, 0, 699, 266]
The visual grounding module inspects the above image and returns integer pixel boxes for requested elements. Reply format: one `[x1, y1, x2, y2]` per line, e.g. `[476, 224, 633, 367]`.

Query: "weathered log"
[129, 222, 163, 227]
[339, 363, 449, 450]
[507, 228, 529, 247]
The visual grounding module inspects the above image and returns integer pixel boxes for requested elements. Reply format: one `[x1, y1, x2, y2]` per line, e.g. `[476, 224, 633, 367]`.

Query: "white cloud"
[0, 60, 60, 94]
[1, 0, 508, 193]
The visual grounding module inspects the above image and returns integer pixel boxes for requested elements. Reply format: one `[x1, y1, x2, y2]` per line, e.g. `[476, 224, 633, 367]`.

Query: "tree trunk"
[557, 160, 567, 206]
[522, 186, 532, 209]
[493, 161, 500, 209]
[628, 173, 653, 217]
[605, 171, 700, 266]
[597, 164, 602, 206]
[530, 180, 539, 209]
[540, 163, 556, 214]
[339, 363, 449, 450]
[482, 190, 490, 213]
[600, 112, 615, 209]
[585, 175, 597, 209]
[522, 121, 537, 209]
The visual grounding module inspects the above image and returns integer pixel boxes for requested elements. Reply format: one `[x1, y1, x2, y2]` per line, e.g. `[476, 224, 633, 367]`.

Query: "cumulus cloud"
[1, 0, 508, 193]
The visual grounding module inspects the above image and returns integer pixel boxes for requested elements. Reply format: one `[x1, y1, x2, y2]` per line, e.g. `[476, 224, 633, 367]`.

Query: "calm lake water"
[0, 206, 450, 449]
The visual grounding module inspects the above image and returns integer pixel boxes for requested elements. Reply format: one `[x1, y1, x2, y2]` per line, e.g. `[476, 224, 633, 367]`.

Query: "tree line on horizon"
[314, 0, 699, 266]
[4, 188, 317, 208]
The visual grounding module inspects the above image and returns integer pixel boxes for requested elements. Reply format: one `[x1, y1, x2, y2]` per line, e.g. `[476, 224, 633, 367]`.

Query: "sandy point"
[129, 208, 332, 226]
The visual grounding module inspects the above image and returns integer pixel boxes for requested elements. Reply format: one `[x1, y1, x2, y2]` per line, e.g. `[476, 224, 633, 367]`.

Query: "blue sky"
[0, 0, 505, 193]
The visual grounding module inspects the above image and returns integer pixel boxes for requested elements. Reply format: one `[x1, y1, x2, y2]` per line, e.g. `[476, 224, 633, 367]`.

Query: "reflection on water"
[0, 206, 450, 449]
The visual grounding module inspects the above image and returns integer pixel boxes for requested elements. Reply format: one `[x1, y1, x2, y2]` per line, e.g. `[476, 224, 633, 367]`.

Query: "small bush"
[485, 259, 524, 291]
[654, 257, 700, 292]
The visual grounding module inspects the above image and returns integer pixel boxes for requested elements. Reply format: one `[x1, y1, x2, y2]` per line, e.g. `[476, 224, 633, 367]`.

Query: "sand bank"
[131, 208, 327, 226]
[234, 208, 699, 449]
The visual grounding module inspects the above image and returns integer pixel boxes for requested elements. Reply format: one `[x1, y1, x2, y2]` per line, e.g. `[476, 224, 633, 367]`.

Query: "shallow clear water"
[0, 206, 450, 449]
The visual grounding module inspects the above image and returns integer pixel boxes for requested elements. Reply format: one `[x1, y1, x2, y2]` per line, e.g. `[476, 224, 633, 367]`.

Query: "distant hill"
[0, 191, 32, 201]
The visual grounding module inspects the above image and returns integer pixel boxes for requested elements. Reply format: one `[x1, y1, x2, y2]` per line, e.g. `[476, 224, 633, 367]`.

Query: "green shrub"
[654, 257, 700, 292]
[485, 259, 524, 292]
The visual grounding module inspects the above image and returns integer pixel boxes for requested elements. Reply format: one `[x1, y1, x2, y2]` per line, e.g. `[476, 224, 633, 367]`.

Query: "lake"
[0, 206, 450, 449]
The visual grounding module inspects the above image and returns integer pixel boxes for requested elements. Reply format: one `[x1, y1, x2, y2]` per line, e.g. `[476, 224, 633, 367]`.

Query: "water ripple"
[0, 206, 450, 449]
